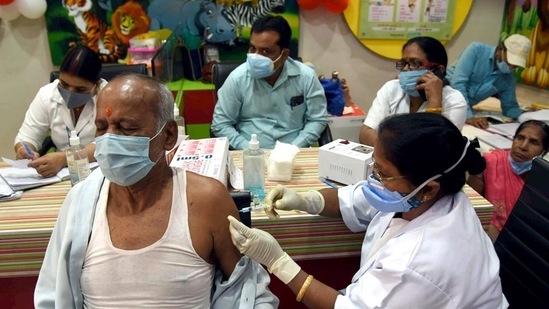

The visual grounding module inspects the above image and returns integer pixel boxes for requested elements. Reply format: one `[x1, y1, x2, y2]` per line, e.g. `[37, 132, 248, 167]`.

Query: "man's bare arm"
[186, 172, 242, 277]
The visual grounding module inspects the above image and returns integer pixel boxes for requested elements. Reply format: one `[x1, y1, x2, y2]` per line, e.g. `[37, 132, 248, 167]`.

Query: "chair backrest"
[50, 63, 149, 82]
[230, 190, 253, 227]
[212, 61, 243, 100]
[210, 61, 332, 146]
[494, 157, 549, 308]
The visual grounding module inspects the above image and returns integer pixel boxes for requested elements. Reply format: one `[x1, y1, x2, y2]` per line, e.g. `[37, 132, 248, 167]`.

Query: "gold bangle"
[425, 107, 443, 113]
[296, 275, 314, 302]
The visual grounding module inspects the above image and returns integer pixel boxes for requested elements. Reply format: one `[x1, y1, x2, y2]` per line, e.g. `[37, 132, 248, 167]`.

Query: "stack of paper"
[169, 137, 229, 187]
[0, 167, 67, 191]
[1, 158, 98, 191]
[488, 123, 520, 138]
[477, 134, 513, 150]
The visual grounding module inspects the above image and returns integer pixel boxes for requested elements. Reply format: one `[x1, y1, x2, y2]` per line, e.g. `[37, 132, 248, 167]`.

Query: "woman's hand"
[228, 215, 300, 283]
[27, 152, 66, 178]
[15, 144, 38, 160]
[264, 185, 325, 219]
[466, 117, 490, 129]
[417, 71, 443, 106]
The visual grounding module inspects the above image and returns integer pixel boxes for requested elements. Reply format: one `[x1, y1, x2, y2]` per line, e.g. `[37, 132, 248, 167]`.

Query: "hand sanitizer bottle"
[66, 130, 91, 186]
[243, 134, 265, 205]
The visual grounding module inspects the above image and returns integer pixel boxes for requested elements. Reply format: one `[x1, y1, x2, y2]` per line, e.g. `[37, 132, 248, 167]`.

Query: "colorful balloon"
[18, 0, 47, 19]
[323, 0, 349, 14]
[0, 1, 19, 21]
[297, 0, 321, 10]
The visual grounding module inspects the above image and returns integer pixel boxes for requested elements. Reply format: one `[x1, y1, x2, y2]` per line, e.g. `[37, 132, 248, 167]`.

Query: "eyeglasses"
[395, 59, 439, 71]
[367, 161, 406, 185]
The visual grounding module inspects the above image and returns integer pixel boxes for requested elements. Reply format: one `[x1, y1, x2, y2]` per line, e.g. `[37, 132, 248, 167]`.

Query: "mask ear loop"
[400, 140, 471, 202]
[272, 51, 285, 72]
[150, 122, 168, 163]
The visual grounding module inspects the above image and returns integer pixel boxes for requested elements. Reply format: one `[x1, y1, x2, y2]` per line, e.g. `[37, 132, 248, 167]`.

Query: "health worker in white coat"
[14, 45, 106, 178]
[228, 112, 508, 308]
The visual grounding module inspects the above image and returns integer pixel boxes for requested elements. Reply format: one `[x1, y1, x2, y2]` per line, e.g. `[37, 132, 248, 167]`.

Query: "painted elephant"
[148, 0, 236, 47]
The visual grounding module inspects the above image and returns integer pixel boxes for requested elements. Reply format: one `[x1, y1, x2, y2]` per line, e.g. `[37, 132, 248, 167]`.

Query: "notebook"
[1, 158, 98, 191]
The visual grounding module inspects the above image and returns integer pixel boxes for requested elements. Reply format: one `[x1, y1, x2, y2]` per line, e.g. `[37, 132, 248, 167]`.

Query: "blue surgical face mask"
[497, 60, 513, 74]
[58, 84, 95, 109]
[94, 124, 166, 186]
[246, 52, 283, 79]
[362, 140, 470, 213]
[398, 70, 429, 97]
[509, 154, 533, 175]
[361, 174, 424, 212]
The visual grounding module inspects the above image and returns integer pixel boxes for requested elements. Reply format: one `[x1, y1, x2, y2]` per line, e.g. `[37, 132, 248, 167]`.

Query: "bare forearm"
[287, 270, 339, 309]
[466, 173, 485, 196]
[359, 125, 377, 146]
[318, 188, 342, 218]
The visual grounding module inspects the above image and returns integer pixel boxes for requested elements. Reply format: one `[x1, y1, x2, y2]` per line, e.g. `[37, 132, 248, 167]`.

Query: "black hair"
[377, 113, 485, 195]
[59, 45, 102, 83]
[251, 15, 291, 50]
[402, 36, 448, 73]
[514, 119, 549, 154]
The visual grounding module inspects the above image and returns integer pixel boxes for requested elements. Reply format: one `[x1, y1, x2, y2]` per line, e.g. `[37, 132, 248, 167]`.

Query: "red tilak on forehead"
[106, 106, 112, 117]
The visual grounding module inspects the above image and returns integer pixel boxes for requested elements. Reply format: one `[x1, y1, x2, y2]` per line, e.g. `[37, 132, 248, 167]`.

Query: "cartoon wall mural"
[45, 0, 299, 66]
[501, 0, 549, 89]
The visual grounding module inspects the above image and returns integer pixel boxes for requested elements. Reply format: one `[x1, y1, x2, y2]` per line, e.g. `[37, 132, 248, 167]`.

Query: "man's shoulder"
[184, 170, 228, 198]
[286, 58, 316, 78]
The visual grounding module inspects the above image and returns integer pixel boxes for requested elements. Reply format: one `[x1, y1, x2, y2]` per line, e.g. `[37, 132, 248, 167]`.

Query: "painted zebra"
[223, 0, 286, 37]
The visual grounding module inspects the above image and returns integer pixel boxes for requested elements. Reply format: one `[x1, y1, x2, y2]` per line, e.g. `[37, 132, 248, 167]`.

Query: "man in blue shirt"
[446, 34, 532, 128]
[211, 16, 327, 150]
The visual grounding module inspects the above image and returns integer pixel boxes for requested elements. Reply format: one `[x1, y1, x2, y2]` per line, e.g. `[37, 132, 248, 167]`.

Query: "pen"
[239, 205, 269, 213]
[320, 177, 339, 189]
[21, 142, 34, 157]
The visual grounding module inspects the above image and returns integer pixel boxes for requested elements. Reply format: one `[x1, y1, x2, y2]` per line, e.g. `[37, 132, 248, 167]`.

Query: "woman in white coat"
[14, 46, 106, 177]
[228, 113, 508, 308]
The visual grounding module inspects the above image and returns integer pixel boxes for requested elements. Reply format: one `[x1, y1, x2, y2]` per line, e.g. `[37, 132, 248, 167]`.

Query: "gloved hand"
[264, 185, 325, 219]
[228, 215, 301, 284]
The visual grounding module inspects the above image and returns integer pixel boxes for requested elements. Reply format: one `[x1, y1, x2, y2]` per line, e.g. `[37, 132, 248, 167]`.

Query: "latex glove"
[228, 215, 300, 284]
[264, 185, 325, 219]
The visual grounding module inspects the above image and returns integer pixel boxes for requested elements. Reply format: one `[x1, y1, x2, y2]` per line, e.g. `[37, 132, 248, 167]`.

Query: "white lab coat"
[335, 184, 508, 308]
[363, 79, 467, 131]
[14, 79, 107, 151]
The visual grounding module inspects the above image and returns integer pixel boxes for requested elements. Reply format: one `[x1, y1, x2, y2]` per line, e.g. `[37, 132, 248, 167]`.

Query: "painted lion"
[111, 1, 151, 46]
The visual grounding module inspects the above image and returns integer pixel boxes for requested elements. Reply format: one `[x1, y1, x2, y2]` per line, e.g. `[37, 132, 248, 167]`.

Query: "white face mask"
[246, 52, 283, 79]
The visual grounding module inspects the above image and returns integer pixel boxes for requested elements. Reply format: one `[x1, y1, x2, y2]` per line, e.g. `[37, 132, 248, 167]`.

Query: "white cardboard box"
[327, 104, 366, 143]
[169, 137, 229, 187]
[318, 139, 373, 185]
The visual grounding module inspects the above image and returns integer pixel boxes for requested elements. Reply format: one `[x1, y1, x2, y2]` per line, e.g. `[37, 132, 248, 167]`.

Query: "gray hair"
[155, 82, 175, 131]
